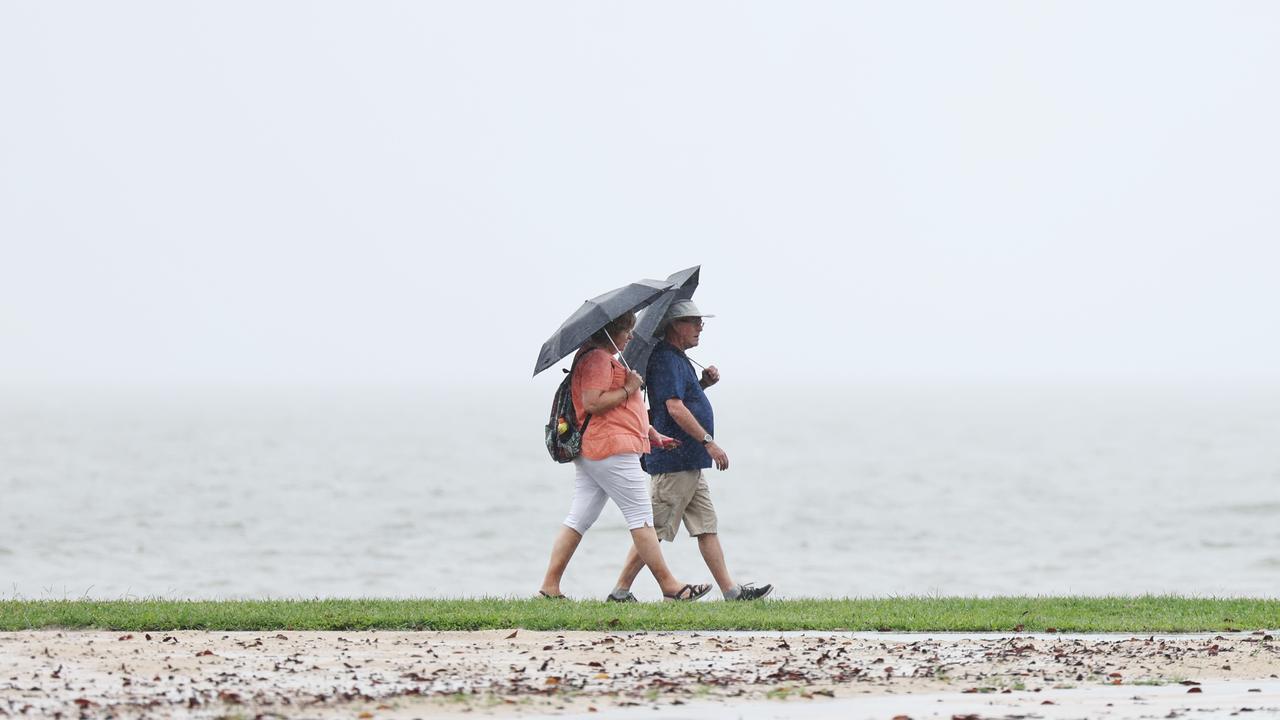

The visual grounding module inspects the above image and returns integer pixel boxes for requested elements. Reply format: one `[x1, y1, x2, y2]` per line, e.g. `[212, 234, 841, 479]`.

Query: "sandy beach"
[3, 629, 1279, 718]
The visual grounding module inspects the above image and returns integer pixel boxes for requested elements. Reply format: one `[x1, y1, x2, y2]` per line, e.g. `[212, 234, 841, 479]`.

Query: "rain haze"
[3, 3, 1280, 600]
[3, 2, 1278, 389]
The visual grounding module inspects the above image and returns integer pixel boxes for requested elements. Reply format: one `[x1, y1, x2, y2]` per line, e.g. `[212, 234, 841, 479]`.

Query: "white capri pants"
[563, 452, 655, 534]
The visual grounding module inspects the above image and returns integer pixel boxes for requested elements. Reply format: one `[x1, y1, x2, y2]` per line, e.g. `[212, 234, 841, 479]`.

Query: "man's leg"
[695, 532, 773, 600]
[682, 473, 732, 592]
[683, 473, 767, 600]
[695, 533, 734, 593]
[613, 542, 647, 594]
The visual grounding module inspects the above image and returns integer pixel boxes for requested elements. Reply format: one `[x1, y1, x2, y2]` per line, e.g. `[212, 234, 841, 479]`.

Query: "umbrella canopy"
[533, 278, 674, 376]
[620, 265, 701, 377]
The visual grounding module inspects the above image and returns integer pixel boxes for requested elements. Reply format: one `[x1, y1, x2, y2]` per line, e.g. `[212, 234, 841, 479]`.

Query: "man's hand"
[700, 365, 720, 388]
[706, 441, 729, 471]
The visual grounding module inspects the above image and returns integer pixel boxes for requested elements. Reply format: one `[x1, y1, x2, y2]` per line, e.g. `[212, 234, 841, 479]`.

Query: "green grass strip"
[2, 597, 1278, 633]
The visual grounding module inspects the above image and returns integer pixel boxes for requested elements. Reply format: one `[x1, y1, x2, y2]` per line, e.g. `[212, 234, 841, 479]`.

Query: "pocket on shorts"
[649, 477, 674, 525]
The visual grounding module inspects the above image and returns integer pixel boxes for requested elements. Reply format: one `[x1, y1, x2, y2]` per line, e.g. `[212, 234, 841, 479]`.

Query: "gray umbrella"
[533, 278, 674, 376]
[620, 265, 700, 377]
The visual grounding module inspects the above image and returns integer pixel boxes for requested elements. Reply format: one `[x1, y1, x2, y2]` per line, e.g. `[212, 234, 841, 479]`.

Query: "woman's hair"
[590, 311, 637, 347]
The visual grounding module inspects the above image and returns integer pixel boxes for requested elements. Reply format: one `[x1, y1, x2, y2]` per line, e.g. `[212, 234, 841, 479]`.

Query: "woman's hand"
[623, 369, 643, 395]
[650, 431, 680, 451]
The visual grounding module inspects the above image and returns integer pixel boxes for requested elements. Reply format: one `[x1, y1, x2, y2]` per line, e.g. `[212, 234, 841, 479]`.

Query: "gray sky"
[3, 2, 1278, 389]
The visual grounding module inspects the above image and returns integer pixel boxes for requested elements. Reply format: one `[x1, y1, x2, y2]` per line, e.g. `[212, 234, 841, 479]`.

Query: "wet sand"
[3, 630, 1278, 718]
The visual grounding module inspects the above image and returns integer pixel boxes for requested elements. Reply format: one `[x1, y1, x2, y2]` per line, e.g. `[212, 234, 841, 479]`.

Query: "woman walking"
[539, 311, 711, 601]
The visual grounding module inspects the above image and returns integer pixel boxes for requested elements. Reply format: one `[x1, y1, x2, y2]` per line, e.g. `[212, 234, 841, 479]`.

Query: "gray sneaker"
[607, 590, 637, 603]
[730, 583, 773, 601]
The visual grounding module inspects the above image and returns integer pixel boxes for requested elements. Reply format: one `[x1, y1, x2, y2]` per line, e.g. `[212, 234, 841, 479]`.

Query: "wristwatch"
[701, 433, 714, 446]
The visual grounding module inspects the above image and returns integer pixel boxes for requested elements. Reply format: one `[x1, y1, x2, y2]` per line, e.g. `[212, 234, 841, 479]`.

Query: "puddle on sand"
[671, 630, 1277, 642]
[547, 679, 1280, 720]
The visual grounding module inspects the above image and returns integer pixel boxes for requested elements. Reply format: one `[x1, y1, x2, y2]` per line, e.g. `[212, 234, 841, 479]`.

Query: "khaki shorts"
[650, 470, 718, 542]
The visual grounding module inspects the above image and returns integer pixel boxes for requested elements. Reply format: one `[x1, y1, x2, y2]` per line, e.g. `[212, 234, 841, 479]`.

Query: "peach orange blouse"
[570, 348, 651, 460]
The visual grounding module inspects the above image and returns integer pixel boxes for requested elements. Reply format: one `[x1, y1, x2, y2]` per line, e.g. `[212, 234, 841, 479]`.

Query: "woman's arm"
[582, 387, 627, 415]
[582, 368, 643, 415]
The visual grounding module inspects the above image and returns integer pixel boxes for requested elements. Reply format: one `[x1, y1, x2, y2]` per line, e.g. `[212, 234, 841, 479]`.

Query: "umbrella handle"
[606, 334, 630, 371]
[607, 334, 646, 390]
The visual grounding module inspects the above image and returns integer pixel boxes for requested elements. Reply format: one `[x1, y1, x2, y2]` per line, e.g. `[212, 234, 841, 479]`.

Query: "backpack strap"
[566, 348, 604, 432]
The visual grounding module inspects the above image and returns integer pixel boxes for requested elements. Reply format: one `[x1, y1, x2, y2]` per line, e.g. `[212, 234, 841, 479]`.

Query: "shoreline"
[4, 629, 1278, 718]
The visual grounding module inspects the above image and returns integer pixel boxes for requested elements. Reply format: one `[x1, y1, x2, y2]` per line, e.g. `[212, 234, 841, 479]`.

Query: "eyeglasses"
[676, 318, 705, 328]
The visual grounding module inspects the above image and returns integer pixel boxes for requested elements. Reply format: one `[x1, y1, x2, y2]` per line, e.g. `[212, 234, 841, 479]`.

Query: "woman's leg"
[628, 525, 685, 596]
[540, 460, 608, 596]
[539, 525, 582, 597]
[592, 454, 701, 597]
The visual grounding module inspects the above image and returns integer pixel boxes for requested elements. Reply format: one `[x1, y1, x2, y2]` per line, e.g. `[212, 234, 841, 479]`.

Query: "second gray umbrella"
[620, 265, 701, 377]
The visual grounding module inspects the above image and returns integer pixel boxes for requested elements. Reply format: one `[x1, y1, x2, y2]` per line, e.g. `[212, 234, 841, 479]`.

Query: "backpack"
[544, 350, 595, 463]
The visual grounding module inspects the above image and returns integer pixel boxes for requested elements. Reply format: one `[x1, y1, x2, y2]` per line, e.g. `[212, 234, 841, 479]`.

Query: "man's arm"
[665, 398, 729, 471]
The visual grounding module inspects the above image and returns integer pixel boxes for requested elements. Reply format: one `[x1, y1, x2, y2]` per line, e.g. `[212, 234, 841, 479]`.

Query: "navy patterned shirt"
[642, 341, 714, 474]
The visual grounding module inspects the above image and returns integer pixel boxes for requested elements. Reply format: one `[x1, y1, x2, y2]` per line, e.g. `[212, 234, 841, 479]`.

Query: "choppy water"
[2, 384, 1279, 600]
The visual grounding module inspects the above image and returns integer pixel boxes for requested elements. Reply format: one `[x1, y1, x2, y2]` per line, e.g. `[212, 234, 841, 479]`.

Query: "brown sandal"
[663, 583, 712, 602]
[538, 590, 567, 599]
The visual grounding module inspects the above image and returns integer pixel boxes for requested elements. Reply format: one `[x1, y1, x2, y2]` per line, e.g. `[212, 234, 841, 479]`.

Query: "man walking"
[608, 300, 773, 602]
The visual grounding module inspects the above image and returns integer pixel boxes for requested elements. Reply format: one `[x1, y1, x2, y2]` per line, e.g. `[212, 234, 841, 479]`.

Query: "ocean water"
[2, 383, 1279, 600]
